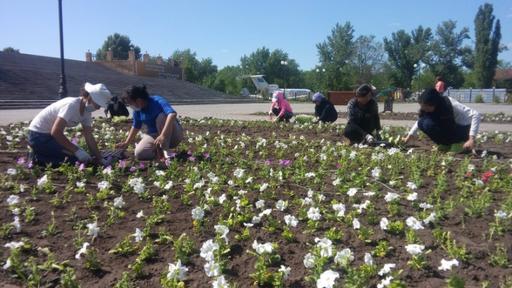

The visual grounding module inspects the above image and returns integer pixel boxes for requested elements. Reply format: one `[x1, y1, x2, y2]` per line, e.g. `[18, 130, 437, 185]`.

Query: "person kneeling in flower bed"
[312, 92, 338, 123]
[27, 82, 112, 166]
[343, 84, 382, 145]
[268, 91, 294, 122]
[116, 85, 184, 161]
[402, 88, 481, 152]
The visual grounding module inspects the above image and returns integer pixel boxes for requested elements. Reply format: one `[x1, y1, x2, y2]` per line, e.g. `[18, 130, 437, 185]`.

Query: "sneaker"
[449, 142, 465, 153]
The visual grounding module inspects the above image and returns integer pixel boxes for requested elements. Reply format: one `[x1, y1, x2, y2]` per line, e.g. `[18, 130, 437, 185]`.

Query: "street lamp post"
[280, 60, 288, 98]
[57, 0, 67, 98]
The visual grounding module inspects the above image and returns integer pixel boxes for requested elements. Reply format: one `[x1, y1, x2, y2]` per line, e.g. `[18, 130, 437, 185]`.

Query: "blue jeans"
[28, 131, 78, 166]
[418, 116, 470, 145]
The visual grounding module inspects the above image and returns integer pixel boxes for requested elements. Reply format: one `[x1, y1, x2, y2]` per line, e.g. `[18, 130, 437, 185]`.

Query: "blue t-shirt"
[132, 96, 176, 134]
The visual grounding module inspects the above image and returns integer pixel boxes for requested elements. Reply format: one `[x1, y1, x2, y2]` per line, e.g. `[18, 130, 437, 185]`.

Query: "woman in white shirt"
[28, 82, 112, 166]
[403, 88, 481, 152]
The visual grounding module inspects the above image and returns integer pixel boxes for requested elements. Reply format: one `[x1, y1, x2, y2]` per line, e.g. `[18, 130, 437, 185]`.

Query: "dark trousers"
[272, 107, 293, 122]
[28, 130, 77, 167]
[343, 121, 374, 144]
[418, 116, 470, 145]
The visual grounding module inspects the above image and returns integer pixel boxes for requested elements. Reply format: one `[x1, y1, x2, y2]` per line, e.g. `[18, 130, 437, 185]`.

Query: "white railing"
[444, 88, 508, 103]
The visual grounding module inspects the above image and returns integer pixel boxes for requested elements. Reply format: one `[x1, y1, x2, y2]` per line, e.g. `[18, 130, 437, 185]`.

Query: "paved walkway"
[1, 103, 512, 132]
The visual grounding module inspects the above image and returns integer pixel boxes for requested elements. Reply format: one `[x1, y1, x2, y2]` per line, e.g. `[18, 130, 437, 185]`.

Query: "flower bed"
[0, 118, 511, 287]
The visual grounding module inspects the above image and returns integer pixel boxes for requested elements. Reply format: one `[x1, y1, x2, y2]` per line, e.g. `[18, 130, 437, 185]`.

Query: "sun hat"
[84, 82, 112, 108]
[312, 92, 324, 102]
[272, 91, 284, 102]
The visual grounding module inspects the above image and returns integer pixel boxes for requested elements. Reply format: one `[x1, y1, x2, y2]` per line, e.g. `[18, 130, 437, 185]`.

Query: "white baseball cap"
[84, 82, 112, 108]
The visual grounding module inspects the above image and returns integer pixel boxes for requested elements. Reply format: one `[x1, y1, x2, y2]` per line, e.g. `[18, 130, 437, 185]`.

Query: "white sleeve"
[451, 100, 481, 137]
[57, 104, 73, 123]
[407, 121, 419, 136]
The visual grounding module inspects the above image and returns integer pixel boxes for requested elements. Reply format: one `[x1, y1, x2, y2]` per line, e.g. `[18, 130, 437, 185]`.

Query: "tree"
[2, 47, 20, 53]
[213, 66, 243, 95]
[352, 35, 386, 85]
[240, 47, 302, 89]
[316, 22, 356, 90]
[384, 26, 432, 89]
[96, 33, 141, 61]
[171, 49, 217, 85]
[425, 20, 470, 88]
[473, 3, 501, 88]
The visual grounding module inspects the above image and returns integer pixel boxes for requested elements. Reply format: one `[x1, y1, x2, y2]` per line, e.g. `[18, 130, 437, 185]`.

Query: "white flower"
[218, 194, 227, 204]
[406, 216, 424, 230]
[316, 270, 339, 288]
[164, 181, 173, 190]
[167, 260, 188, 280]
[211, 275, 229, 288]
[132, 183, 145, 195]
[384, 192, 400, 202]
[303, 252, 316, 268]
[347, 188, 358, 197]
[233, 168, 245, 179]
[352, 218, 361, 230]
[377, 276, 394, 288]
[255, 199, 265, 209]
[4, 241, 24, 250]
[275, 200, 288, 211]
[37, 175, 48, 187]
[406, 193, 417, 201]
[6, 168, 17, 176]
[364, 252, 374, 265]
[380, 217, 389, 230]
[307, 207, 321, 221]
[423, 212, 436, 224]
[334, 248, 354, 266]
[97, 180, 110, 190]
[2, 258, 11, 270]
[192, 207, 205, 220]
[259, 183, 269, 192]
[279, 265, 291, 279]
[332, 203, 346, 217]
[332, 178, 341, 186]
[136, 210, 145, 218]
[75, 242, 90, 259]
[204, 261, 221, 277]
[371, 167, 381, 178]
[419, 202, 433, 209]
[102, 166, 112, 175]
[200, 239, 219, 262]
[251, 215, 261, 224]
[405, 244, 425, 255]
[438, 258, 459, 271]
[12, 216, 21, 232]
[406, 182, 417, 190]
[315, 237, 333, 258]
[76, 181, 85, 188]
[214, 225, 229, 243]
[305, 172, 316, 178]
[6, 195, 20, 206]
[495, 210, 508, 219]
[349, 151, 357, 159]
[259, 209, 272, 217]
[378, 263, 396, 276]
[86, 222, 99, 238]
[252, 240, 273, 254]
[284, 215, 298, 227]
[133, 228, 143, 242]
[113, 196, 125, 208]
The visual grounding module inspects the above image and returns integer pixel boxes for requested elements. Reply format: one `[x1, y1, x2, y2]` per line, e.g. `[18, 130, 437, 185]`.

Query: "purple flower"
[129, 166, 137, 173]
[187, 150, 193, 156]
[27, 161, 33, 169]
[188, 156, 196, 162]
[264, 159, 273, 166]
[17, 157, 26, 165]
[78, 163, 85, 171]
[203, 152, 210, 159]
[118, 160, 127, 169]
[71, 137, 79, 145]
[169, 152, 177, 158]
[139, 162, 145, 169]
[279, 159, 292, 167]
[336, 163, 342, 169]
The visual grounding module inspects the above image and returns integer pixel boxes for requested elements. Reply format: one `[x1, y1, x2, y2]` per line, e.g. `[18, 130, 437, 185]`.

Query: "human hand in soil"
[463, 138, 475, 150]
[154, 134, 167, 148]
[115, 142, 129, 150]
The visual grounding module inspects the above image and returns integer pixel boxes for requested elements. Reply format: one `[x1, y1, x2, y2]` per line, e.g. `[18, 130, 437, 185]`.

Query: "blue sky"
[1, 0, 511, 70]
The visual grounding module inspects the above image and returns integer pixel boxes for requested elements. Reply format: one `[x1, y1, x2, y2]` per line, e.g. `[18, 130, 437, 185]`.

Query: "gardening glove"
[364, 134, 375, 144]
[74, 148, 92, 163]
[375, 131, 382, 141]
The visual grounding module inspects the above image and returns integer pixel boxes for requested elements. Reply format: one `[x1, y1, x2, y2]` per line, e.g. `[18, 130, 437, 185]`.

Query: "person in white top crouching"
[403, 88, 481, 153]
[27, 82, 112, 166]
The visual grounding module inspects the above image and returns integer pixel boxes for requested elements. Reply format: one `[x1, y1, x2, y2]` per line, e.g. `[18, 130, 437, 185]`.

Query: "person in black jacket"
[343, 84, 382, 145]
[104, 95, 130, 118]
[312, 92, 338, 123]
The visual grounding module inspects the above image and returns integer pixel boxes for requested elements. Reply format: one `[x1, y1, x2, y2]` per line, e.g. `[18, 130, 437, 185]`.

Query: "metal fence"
[444, 88, 508, 103]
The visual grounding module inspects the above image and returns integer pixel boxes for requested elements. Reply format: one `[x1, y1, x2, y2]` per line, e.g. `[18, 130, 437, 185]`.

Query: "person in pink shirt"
[435, 76, 446, 94]
[268, 91, 293, 122]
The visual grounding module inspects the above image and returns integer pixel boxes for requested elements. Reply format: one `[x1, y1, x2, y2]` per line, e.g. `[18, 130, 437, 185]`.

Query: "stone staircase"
[0, 52, 259, 109]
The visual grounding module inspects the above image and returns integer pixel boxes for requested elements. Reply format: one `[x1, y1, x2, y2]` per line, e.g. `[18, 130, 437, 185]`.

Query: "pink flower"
[336, 162, 342, 169]
[188, 156, 196, 162]
[139, 162, 145, 169]
[129, 166, 137, 173]
[78, 163, 85, 171]
[264, 159, 272, 165]
[481, 170, 494, 183]
[71, 137, 79, 145]
[203, 152, 210, 159]
[279, 159, 292, 167]
[16, 157, 26, 165]
[118, 160, 127, 169]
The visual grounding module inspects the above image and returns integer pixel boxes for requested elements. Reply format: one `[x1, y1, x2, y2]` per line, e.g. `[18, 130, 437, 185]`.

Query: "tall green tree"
[316, 22, 356, 90]
[473, 3, 501, 88]
[170, 49, 217, 85]
[384, 26, 432, 88]
[96, 33, 141, 60]
[352, 35, 386, 85]
[213, 66, 243, 95]
[425, 20, 470, 88]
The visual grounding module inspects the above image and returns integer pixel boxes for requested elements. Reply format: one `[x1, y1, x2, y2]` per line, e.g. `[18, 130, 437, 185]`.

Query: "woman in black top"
[312, 92, 338, 123]
[343, 84, 382, 144]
